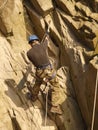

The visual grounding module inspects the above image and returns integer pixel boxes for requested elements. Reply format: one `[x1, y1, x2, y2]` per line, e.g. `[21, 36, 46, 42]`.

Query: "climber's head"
[28, 35, 39, 45]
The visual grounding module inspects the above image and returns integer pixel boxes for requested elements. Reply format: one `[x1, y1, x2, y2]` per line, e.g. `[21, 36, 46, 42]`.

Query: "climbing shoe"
[50, 105, 63, 115]
[26, 92, 38, 102]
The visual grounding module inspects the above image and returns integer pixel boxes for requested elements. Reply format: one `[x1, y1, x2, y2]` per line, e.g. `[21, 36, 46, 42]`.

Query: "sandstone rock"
[30, 0, 53, 16]
[24, 0, 45, 39]
[75, 2, 92, 17]
[90, 13, 98, 21]
[83, 56, 98, 129]
[0, 0, 98, 130]
[0, 0, 14, 35]
[55, 0, 76, 16]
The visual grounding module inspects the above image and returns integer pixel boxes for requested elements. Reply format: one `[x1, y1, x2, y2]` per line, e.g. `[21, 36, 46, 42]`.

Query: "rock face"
[0, 0, 98, 130]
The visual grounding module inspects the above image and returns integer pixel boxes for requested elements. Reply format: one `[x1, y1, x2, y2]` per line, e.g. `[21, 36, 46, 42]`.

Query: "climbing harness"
[37, 63, 51, 70]
[91, 69, 98, 130]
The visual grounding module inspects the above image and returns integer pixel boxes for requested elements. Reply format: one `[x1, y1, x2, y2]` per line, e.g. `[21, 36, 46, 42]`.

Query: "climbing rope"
[91, 69, 98, 130]
[44, 89, 48, 126]
[44, 83, 49, 126]
[40, 20, 51, 44]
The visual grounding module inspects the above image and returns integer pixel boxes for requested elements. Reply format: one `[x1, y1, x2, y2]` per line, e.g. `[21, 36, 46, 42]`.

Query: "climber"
[26, 34, 65, 115]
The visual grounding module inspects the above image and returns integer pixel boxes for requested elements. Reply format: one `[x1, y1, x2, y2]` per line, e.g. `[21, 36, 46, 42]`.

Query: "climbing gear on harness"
[28, 35, 39, 44]
[43, 71, 56, 83]
[26, 92, 38, 102]
[36, 66, 56, 83]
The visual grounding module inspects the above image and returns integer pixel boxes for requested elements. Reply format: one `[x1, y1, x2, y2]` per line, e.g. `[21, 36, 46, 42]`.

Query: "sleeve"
[27, 51, 31, 61]
[21, 51, 30, 64]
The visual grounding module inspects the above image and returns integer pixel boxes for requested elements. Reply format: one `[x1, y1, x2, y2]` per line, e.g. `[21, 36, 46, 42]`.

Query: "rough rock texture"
[0, 0, 98, 130]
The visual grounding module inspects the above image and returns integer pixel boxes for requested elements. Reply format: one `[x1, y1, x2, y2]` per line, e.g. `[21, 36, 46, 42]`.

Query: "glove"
[43, 77, 49, 83]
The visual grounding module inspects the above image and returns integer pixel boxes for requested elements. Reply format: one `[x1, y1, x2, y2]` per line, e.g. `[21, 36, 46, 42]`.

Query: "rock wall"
[0, 0, 98, 130]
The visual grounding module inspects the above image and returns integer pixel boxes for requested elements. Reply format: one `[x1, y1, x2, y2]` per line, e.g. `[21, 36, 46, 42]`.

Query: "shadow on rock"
[4, 78, 34, 109]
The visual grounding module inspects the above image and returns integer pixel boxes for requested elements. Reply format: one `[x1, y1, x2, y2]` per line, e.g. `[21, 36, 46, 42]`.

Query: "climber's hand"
[43, 77, 49, 83]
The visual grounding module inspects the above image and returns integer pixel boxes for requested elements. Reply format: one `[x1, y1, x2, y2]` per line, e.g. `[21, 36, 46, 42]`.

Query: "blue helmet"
[28, 35, 39, 43]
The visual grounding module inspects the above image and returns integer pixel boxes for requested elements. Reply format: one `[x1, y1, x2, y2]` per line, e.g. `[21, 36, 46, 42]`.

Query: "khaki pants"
[31, 66, 65, 106]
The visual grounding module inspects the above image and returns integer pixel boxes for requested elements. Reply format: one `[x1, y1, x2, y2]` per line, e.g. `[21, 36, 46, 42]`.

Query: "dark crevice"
[11, 117, 22, 130]
[8, 109, 21, 130]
